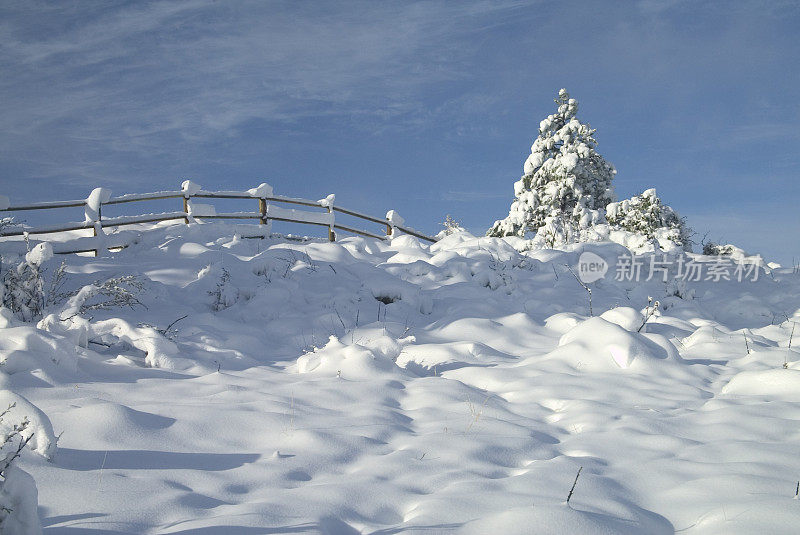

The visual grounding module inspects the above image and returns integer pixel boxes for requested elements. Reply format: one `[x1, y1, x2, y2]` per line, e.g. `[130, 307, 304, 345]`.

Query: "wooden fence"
[0, 181, 436, 256]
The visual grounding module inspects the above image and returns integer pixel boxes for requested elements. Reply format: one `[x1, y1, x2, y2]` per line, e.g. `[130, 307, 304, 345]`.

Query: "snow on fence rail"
[0, 181, 435, 256]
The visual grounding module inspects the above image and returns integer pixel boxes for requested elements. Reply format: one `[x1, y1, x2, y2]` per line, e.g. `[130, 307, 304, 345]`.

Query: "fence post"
[181, 180, 201, 224]
[85, 188, 111, 257]
[385, 210, 404, 239]
[247, 183, 273, 237]
[318, 194, 336, 242]
[93, 206, 99, 257]
[328, 206, 335, 242]
[259, 198, 267, 224]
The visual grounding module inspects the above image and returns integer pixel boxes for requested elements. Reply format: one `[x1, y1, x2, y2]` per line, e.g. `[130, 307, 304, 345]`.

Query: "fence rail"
[0, 181, 435, 256]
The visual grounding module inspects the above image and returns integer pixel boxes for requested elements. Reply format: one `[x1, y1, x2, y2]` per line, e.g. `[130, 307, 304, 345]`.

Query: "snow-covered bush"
[606, 188, 691, 250]
[0, 405, 32, 472]
[1, 244, 53, 322]
[698, 242, 759, 269]
[209, 268, 238, 311]
[437, 215, 465, 239]
[34, 275, 146, 363]
[702, 242, 738, 256]
[488, 89, 616, 244]
[0, 404, 43, 535]
[57, 275, 144, 320]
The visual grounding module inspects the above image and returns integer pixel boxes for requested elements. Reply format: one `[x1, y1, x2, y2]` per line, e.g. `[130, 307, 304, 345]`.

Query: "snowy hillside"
[2, 223, 800, 534]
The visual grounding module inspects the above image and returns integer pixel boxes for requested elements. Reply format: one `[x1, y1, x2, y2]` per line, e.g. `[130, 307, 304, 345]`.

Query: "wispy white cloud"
[1, 1, 533, 134]
[0, 0, 541, 189]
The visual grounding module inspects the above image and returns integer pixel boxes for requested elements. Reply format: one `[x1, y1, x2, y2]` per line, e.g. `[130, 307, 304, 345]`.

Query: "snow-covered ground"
[2, 223, 800, 534]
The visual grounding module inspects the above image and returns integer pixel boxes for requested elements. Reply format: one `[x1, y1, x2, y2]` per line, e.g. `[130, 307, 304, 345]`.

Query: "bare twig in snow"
[638, 297, 660, 332]
[565, 264, 592, 316]
[566, 466, 583, 504]
[465, 393, 491, 433]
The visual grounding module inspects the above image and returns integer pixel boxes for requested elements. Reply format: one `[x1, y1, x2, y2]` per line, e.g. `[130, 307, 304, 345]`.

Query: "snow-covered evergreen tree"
[488, 89, 616, 244]
[606, 188, 691, 249]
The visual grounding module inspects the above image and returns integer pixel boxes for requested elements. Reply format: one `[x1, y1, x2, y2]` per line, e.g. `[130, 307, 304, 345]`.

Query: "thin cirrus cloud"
[2, 2, 527, 135]
[2, 1, 792, 166]
[0, 0, 544, 196]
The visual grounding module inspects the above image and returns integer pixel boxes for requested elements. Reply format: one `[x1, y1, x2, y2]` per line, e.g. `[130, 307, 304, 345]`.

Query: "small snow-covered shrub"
[0, 393, 56, 461]
[606, 189, 691, 250]
[1, 263, 43, 322]
[0, 403, 43, 535]
[58, 275, 144, 320]
[438, 215, 465, 238]
[0, 405, 32, 473]
[1, 244, 53, 322]
[209, 269, 238, 311]
[374, 294, 399, 305]
[45, 260, 70, 308]
[665, 277, 693, 300]
[702, 242, 738, 256]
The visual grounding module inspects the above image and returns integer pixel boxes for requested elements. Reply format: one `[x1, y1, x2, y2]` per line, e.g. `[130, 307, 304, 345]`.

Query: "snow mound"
[722, 369, 800, 401]
[0, 324, 80, 376]
[0, 390, 57, 460]
[677, 500, 800, 535]
[296, 336, 402, 380]
[354, 332, 407, 362]
[361, 274, 433, 314]
[396, 341, 514, 376]
[0, 464, 42, 535]
[58, 400, 176, 447]
[544, 312, 586, 334]
[682, 325, 731, 347]
[460, 504, 671, 535]
[554, 317, 671, 370]
[600, 307, 644, 332]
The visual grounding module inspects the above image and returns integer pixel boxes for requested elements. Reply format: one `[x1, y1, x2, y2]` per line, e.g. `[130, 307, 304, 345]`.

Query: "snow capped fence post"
[319, 194, 336, 242]
[386, 210, 405, 238]
[181, 180, 202, 224]
[85, 187, 111, 257]
[247, 183, 273, 237]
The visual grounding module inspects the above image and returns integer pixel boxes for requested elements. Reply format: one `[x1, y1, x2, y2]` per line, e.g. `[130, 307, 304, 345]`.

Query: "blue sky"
[2, 1, 798, 264]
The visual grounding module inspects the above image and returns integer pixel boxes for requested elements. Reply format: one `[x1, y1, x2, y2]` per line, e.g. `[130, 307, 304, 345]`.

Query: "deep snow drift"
[2, 223, 800, 534]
